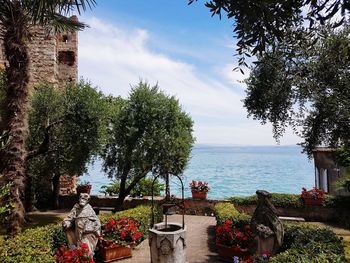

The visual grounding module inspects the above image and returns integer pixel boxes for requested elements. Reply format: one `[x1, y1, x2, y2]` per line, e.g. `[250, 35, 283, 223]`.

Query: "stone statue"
[250, 190, 284, 255]
[63, 193, 101, 255]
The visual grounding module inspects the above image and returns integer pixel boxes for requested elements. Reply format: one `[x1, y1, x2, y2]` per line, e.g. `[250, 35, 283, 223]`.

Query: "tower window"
[58, 51, 75, 66]
[62, 35, 69, 43]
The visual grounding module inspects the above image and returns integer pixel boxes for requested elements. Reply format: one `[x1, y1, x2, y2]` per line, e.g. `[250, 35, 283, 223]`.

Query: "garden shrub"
[0, 205, 162, 262]
[269, 223, 346, 262]
[0, 225, 57, 263]
[324, 195, 350, 208]
[214, 202, 251, 226]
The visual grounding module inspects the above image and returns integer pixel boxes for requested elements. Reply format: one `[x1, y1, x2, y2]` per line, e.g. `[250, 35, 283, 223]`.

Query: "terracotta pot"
[76, 185, 92, 195]
[216, 244, 250, 262]
[191, 190, 207, 200]
[99, 245, 132, 262]
[303, 197, 324, 206]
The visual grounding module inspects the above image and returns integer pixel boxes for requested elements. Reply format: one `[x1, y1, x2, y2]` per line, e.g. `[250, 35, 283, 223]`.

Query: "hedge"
[228, 193, 303, 209]
[0, 205, 162, 263]
[213, 202, 251, 226]
[269, 223, 346, 262]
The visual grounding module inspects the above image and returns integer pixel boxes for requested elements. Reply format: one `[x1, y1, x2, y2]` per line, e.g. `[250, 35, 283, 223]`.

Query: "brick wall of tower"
[0, 16, 78, 88]
[56, 16, 79, 85]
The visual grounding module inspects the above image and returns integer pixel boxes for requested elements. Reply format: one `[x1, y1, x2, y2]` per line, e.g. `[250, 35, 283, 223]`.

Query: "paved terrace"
[123, 214, 220, 263]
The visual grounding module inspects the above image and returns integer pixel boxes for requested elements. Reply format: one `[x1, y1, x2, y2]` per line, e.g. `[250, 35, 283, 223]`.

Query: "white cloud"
[78, 17, 301, 145]
[218, 63, 250, 90]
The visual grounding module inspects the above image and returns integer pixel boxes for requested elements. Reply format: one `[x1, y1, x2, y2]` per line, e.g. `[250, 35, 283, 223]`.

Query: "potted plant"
[55, 242, 94, 263]
[189, 180, 210, 199]
[300, 187, 325, 205]
[215, 219, 253, 262]
[97, 217, 143, 262]
[76, 181, 92, 195]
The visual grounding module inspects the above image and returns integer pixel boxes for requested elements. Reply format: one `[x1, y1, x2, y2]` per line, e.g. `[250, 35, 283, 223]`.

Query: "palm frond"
[48, 13, 88, 33]
[24, 0, 96, 26]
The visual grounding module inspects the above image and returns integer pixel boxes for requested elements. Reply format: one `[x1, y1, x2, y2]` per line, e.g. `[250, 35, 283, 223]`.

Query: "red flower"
[55, 243, 93, 263]
[215, 220, 253, 249]
[189, 180, 210, 192]
[98, 217, 143, 249]
[301, 187, 325, 200]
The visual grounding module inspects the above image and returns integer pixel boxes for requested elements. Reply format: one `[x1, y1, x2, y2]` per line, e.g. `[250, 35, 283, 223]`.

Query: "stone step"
[279, 216, 305, 222]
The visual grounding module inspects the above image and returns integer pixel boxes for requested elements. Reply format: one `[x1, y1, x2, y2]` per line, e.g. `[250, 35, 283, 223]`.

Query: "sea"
[79, 145, 315, 200]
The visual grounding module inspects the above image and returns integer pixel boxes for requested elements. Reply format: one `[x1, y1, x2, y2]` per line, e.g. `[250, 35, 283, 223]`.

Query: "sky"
[77, 1, 301, 146]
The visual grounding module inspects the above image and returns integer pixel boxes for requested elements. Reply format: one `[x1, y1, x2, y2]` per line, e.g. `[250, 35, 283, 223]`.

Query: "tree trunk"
[115, 194, 126, 212]
[52, 174, 61, 209]
[0, 7, 30, 235]
[24, 175, 34, 212]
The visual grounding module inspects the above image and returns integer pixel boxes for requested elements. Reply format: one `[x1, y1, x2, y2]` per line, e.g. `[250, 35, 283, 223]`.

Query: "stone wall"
[0, 16, 78, 88]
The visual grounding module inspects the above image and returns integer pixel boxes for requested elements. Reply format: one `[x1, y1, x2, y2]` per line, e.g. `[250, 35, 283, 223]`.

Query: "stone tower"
[0, 16, 78, 88]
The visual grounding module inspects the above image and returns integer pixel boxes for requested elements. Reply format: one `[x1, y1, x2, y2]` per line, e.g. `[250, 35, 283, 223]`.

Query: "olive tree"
[244, 26, 350, 157]
[26, 81, 121, 209]
[102, 82, 195, 210]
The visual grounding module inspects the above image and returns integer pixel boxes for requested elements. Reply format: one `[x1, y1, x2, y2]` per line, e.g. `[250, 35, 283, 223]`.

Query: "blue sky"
[78, 1, 300, 146]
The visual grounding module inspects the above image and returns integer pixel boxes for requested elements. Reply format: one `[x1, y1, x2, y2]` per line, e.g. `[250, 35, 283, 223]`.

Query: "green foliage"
[213, 202, 251, 226]
[228, 193, 303, 209]
[270, 223, 346, 262]
[324, 195, 350, 209]
[0, 182, 12, 227]
[244, 26, 350, 155]
[0, 225, 57, 263]
[102, 81, 194, 203]
[100, 177, 164, 197]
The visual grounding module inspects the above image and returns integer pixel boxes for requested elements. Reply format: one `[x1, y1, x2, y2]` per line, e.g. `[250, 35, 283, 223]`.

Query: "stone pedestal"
[149, 222, 186, 263]
[256, 235, 275, 255]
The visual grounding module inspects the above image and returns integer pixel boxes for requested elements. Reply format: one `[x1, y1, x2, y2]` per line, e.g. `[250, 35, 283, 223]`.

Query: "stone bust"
[62, 193, 101, 255]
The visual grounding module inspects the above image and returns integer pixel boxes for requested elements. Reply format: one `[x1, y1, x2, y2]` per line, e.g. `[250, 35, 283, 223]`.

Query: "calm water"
[80, 145, 315, 199]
